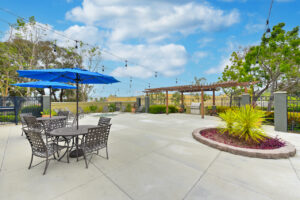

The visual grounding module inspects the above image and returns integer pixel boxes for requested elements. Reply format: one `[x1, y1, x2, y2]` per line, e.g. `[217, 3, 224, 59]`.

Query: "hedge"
[149, 105, 178, 114]
[21, 105, 42, 117]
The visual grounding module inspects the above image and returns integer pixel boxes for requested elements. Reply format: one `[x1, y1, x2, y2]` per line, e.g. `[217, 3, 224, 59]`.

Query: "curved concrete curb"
[192, 128, 296, 159]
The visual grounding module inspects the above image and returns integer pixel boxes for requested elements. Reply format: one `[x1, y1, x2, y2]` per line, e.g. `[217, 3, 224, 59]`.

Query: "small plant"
[220, 105, 267, 143]
[232, 105, 266, 143]
[41, 109, 50, 115]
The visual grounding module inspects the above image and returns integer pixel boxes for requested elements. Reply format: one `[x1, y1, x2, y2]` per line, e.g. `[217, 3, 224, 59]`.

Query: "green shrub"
[219, 109, 236, 134]
[125, 104, 132, 112]
[89, 105, 98, 112]
[221, 105, 267, 143]
[0, 115, 16, 122]
[149, 105, 178, 114]
[97, 106, 103, 113]
[108, 103, 116, 112]
[21, 105, 42, 117]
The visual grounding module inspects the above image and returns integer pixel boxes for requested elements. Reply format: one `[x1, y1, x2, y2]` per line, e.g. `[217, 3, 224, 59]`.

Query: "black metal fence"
[0, 96, 42, 125]
[253, 96, 274, 111]
[288, 96, 300, 133]
[220, 96, 241, 107]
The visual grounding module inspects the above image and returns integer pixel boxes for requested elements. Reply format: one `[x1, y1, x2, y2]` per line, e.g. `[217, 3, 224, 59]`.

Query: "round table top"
[50, 125, 98, 137]
[36, 116, 66, 121]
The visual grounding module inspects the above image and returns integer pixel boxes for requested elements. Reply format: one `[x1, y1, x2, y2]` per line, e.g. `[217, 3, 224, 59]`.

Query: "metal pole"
[50, 87, 52, 118]
[76, 80, 79, 130]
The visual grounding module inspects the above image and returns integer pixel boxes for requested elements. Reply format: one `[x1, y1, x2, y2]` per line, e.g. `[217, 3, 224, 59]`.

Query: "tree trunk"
[60, 89, 64, 102]
[229, 93, 233, 107]
[267, 82, 275, 111]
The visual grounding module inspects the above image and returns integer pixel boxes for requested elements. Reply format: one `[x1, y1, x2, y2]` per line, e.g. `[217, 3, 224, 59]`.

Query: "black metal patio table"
[50, 125, 98, 158]
[36, 116, 66, 121]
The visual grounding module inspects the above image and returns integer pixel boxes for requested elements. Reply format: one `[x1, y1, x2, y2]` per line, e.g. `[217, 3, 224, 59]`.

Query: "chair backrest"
[23, 116, 41, 130]
[20, 113, 33, 125]
[84, 124, 111, 149]
[97, 117, 111, 126]
[42, 118, 66, 135]
[79, 107, 84, 113]
[23, 128, 47, 154]
[57, 111, 69, 120]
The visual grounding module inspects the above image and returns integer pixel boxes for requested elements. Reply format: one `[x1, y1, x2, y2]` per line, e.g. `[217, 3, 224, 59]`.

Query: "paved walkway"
[0, 113, 300, 200]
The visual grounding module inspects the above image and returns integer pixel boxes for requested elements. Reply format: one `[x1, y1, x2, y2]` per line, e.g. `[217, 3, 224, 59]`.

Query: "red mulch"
[200, 128, 285, 150]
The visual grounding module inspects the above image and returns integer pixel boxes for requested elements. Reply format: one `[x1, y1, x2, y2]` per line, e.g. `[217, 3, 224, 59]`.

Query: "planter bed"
[192, 128, 296, 159]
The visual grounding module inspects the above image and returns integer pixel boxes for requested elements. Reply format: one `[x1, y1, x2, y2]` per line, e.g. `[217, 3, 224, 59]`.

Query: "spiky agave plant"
[232, 105, 266, 143]
[219, 108, 236, 134]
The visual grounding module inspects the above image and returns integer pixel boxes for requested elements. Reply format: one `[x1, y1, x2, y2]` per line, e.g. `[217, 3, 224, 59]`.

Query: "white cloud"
[245, 23, 265, 34]
[198, 37, 214, 48]
[205, 56, 232, 74]
[192, 51, 208, 63]
[66, 0, 240, 42]
[108, 43, 187, 78]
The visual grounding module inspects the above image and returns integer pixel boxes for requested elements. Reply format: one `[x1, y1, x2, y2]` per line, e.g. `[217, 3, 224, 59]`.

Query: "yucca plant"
[232, 105, 266, 143]
[219, 108, 236, 134]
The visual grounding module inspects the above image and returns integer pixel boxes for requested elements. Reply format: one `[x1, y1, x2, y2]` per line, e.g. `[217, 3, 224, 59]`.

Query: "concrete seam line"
[91, 162, 135, 200]
[289, 158, 300, 182]
[49, 176, 100, 200]
[0, 126, 11, 173]
[182, 151, 222, 200]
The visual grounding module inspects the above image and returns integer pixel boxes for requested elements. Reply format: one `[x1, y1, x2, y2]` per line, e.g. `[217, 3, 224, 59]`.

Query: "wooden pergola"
[144, 81, 258, 118]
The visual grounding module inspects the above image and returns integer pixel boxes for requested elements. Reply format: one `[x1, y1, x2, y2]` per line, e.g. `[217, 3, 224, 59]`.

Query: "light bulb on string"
[176, 78, 178, 84]
[148, 83, 151, 89]
[75, 40, 78, 49]
[125, 60, 128, 68]
[155, 72, 157, 78]
[265, 27, 271, 39]
[102, 65, 105, 73]
[53, 41, 57, 52]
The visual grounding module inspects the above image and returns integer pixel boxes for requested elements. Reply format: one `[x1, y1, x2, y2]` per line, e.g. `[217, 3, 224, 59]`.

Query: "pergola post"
[201, 89, 204, 119]
[166, 90, 169, 114]
[212, 89, 216, 113]
[180, 91, 184, 110]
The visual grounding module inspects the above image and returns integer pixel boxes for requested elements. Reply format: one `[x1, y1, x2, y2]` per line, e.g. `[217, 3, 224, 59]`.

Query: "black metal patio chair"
[23, 128, 64, 175]
[23, 116, 42, 131]
[20, 113, 33, 136]
[81, 124, 111, 168]
[97, 117, 111, 126]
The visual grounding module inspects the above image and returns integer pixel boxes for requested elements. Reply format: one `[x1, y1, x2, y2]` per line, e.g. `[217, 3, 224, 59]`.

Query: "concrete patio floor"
[0, 113, 300, 200]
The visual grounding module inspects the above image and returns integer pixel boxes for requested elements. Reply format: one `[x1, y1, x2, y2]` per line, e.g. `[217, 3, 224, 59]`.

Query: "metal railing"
[288, 96, 300, 132]
[220, 96, 241, 107]
[0, 96, 42, 125]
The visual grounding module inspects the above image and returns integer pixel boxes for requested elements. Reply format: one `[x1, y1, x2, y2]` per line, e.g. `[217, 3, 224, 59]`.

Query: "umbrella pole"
[76, 80, 79, 130]
[50, 87, 52, 118]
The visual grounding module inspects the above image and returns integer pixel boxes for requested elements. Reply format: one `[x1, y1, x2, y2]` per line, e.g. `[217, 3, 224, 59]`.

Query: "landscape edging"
[192, 128, 296, 159]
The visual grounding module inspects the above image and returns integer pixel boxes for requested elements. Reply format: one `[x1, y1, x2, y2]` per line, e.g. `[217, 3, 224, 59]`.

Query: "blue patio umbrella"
[17, 68, 119, 129]
[12, 81, 76, 117]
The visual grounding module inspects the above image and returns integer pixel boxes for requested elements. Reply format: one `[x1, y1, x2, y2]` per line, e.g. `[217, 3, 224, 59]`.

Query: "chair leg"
[106, 147, 109, 160]
[43, 158, 49, 175]
[83, 151, 88, 168]
[66, 141, 70, 163]
[28, 154, 33, 169]
[97, 150, 99, 155]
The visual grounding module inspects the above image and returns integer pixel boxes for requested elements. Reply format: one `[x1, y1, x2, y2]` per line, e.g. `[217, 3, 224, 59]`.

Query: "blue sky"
[0, 0, 299, 97]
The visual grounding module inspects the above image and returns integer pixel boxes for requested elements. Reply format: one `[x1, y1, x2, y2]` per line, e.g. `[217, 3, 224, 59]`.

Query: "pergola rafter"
[144, 81, 258, 118]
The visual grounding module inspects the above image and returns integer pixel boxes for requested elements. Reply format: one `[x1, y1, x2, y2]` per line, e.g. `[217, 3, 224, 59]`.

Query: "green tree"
[171, 92, 181, 106]
[220, 23, 300, 110]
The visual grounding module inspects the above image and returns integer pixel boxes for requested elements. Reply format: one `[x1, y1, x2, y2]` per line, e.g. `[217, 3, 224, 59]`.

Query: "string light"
[176, 78, 178, 84]
[102, 65, 105, 72]
[75, 40, 78, 49]
[0, 7, 195, 90]
[53, 42, 57, 53]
